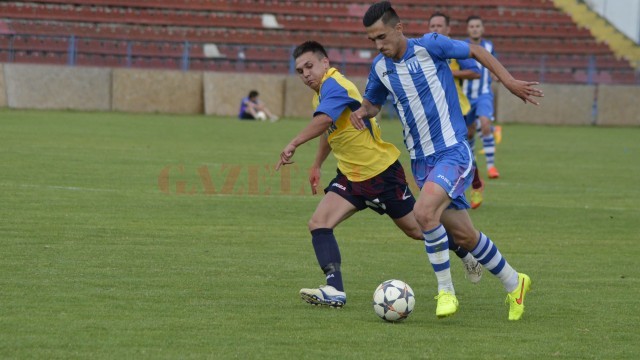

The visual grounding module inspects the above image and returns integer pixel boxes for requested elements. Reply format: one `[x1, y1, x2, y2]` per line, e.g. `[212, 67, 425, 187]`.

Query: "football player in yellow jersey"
[429, 12, 486, 210]
[276, 40, 481, 307]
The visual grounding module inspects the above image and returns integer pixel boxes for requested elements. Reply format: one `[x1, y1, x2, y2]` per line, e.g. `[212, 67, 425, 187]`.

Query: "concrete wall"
[350, 77, 368, 96]
[3, 64, 111, 110]
[1, 63, 638, 127]
[204, 72, 285, 117]
[497, 84, 595, 125]
[597, 85, 640, 126]
[112, 68, 203, 114]
[0, 64, 6, 108]
[283, 75, 315, 118]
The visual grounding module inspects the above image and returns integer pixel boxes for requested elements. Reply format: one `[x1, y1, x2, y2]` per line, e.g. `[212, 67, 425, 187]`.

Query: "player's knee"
[307, 218, 319, 231]
[480, 118, 492, 133]
[413, 206, 438, 229]
[308, 217, 329, 231]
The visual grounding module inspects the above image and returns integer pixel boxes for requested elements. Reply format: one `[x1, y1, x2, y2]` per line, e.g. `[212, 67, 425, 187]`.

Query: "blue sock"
[471, 232, 518, 292]
[311, 228, 343, 292]
[483, 134, 496, 168]
[424, 224, 454, 293]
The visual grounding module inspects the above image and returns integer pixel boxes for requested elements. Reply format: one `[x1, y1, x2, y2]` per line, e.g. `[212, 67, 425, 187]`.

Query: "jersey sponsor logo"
[382, 69, 395, 77]
[332, 183, 347, 191]
[326, 123, 338, 136]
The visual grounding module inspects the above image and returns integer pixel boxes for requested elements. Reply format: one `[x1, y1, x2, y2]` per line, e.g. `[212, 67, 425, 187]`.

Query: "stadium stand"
[0, 0, 638, 84]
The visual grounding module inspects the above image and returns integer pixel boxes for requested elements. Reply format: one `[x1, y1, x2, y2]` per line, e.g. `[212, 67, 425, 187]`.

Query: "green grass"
[1, 108, 639, 359]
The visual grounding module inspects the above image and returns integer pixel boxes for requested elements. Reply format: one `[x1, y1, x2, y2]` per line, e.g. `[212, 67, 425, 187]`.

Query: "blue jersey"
[457, 58, 481, 77]
[463, 38, 495, 100]
[238, 96, 255, 117]
[363, 33, 470, 159]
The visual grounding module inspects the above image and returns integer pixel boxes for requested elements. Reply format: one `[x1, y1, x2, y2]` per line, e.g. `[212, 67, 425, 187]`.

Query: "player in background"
[276, 40, 483, 308]
[464, 15, 502, 179]
[238, 90, 279, 122]
[428, 12, 485, 209]
[351, 1, 542, 320]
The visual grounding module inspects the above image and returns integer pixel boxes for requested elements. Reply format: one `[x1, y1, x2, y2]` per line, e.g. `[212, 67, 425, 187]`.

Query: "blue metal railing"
[0, 33, 638, 85]
[180, 41, 190, 72]
[67, 35, 76, 66]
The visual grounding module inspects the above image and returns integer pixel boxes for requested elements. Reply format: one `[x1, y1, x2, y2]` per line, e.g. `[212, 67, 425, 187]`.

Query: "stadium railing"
[1, 33, 638, 85]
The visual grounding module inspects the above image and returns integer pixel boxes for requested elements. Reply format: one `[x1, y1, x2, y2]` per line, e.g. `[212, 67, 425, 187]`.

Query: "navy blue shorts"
[324, 161, 415, 219]
[239, 112, 256, 120]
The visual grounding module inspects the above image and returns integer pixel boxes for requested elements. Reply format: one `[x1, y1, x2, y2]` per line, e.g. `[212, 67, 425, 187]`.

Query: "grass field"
[1, 108, 639, 359]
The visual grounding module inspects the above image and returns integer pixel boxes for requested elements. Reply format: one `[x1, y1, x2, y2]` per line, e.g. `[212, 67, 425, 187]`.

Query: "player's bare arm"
[350, 99, 382, 131]
[309, 135, 332, 195]
[275, 113, 333, 170]
[452, 69, 480, 80]
[468, 44, 544, 105]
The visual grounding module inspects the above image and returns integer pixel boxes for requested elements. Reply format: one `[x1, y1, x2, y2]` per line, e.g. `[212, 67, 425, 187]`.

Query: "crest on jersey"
[406, 57, 420, 73]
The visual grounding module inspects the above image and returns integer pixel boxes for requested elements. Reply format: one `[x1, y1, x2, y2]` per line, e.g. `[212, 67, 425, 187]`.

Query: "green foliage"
[0, 109, 639, 359]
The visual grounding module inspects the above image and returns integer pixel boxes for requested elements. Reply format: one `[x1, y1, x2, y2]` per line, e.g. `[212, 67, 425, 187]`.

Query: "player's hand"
[349, 107, 367, 131]
[506, 79, 544, 105]
[309, 166, 321, 195]
[275, 143, 297, 171]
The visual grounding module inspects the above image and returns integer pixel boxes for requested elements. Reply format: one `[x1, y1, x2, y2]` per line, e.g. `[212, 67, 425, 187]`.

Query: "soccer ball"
[255, 111, 267, 121]
[372, 279, 415, 322]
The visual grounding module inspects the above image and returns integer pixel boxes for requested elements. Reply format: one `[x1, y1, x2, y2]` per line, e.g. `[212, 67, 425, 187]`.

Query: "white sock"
[471, 232, 519, 292]
[424, 224, 455, 294]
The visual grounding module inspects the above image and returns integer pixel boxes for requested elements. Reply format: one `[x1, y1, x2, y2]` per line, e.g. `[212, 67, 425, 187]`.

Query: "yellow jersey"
[312, 68, 400, 182]
[449, 59, 471, 116]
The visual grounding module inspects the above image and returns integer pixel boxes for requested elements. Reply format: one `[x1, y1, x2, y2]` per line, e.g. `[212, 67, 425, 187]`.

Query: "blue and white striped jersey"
[363, 33, 470, 159]
[463, 38, 495, 100]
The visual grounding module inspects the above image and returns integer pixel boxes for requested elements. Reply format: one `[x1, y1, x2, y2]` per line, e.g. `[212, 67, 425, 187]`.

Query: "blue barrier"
[0, 33, 637, 85]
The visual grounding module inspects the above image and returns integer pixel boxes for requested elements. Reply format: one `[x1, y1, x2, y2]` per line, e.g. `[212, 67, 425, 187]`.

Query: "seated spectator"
[238, 90, 279, 122]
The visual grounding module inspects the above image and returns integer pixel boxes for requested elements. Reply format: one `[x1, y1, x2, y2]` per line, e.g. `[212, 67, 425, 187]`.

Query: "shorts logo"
[332, 183, 347, 191]
[402, 186, 412, 200]
[365, 198, 387, 210]
[437, 174, 452, 187]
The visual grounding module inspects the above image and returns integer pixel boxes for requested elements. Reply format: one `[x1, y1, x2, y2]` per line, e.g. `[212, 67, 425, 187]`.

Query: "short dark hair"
[292, 40, 328, 60]
[429, 12, 450, 26]
[363, 1, 400, 27]
[466, 15, 482, 24]
[248, 90, 259, 98]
